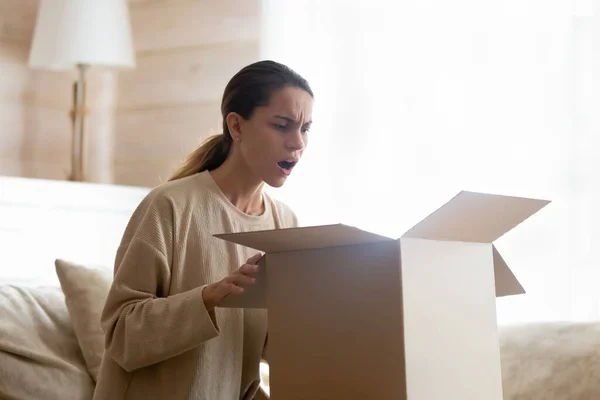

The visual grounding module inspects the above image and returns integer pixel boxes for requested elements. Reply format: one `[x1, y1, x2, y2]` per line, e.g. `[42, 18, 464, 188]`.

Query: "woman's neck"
[209, 156, 265, 216]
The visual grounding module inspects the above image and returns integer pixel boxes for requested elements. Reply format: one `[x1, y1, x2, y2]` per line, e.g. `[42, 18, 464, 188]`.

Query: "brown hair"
[168, 60, 313, 181]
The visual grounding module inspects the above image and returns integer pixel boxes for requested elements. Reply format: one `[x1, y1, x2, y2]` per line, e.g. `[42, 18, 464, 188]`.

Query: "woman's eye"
[274, 124, 287, 130]
[302, 127, 310, 134]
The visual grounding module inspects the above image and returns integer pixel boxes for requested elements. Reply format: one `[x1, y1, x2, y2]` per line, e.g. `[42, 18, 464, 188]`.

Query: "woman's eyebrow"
[274, 115, 295, 122]
[274, 115, 313, 126]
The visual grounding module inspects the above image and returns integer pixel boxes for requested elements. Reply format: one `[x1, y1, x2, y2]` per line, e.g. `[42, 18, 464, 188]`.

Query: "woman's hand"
[202, 252, 263, 311]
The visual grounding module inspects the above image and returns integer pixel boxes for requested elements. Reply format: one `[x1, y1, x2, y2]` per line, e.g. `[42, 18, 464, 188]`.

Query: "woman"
[93, 60, 314, 400]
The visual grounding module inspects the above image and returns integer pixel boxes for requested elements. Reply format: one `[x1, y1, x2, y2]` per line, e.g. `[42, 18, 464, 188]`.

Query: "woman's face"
[230, 86, 313, 188]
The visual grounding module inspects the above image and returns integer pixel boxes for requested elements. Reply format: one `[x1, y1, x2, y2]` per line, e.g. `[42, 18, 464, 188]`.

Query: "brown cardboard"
[215, 223, 390, 253]
[218, 257, 267, 308]
[493, 245, 525, 297]
[217, 191, 549, 307]
[267, 242, 406, 399]
[401, 190, 550, 242]
[215, 190, 550, 399]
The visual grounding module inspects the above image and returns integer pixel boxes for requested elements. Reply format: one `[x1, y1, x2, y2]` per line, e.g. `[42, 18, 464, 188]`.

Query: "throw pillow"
[0, 285, 94, 399]
[55, 259, 113, 381]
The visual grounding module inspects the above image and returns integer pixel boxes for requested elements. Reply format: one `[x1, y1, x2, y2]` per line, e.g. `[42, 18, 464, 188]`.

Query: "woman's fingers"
[213, 280, 244, 300]
[238, 263, 260, 275]
[226, 271, 256, 287]
[246, 252, 263, 265]
[211, 254, 263, 306]
[225, 282, 244, 295]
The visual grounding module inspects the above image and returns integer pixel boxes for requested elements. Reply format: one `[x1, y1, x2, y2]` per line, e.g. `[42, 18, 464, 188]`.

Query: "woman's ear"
[225, 112, 244, 141]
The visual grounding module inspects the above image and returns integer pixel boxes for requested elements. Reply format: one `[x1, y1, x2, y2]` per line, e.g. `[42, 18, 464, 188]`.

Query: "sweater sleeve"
[100, 193, 220, 373]
[101, 238, 219, 372]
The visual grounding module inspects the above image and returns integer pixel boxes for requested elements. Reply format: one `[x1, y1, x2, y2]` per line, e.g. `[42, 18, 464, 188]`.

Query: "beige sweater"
[93, 171, 298, 400]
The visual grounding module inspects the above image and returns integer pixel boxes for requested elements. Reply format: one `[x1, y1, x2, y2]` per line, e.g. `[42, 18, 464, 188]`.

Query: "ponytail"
[168, 134, 231, 181]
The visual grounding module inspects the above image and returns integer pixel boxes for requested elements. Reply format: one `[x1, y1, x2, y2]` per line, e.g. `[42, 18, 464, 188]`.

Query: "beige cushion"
[55, 259, 112, 381]
[500, 321, 600, 399]
[0, 284, 94, 399]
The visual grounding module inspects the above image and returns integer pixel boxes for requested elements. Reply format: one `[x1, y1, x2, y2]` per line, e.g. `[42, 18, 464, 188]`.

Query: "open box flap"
[493, 245, 525, 297]
[214, 224, 392, 253]
[401, 191, 550, 243]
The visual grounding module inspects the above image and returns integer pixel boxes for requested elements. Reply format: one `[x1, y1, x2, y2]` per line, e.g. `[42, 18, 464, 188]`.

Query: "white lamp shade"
[29, 0, 135, 70]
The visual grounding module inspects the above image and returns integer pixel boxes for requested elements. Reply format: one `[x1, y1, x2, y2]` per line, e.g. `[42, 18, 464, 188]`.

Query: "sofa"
[1, 258, 600, 399]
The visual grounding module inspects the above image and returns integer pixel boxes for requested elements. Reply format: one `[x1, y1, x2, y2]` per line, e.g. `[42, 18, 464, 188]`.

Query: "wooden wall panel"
[0, 0, 120, 183]
[0, 157, 68, 180]
[0, 36, 74, 111]
[86, 72, 119, 183]
[26, 70, 75, 110]
[129, 0, 260, 53]
[115, 103, 221, 158]
[113, 159, 177, 188]
[0, 0, 38, 43]
[113, 0, 261, 187]
[0, 0, 75, 180]
[118, 40, 259, 109]
[0, 65, 118, 182]
[0, 103, 71, 178]
[113, 102, 221, 186]
[0, 0, 71, 181]
[0, 38, 29, 63]
[0, 0, 261, 187]
[0, 61, 30, 104]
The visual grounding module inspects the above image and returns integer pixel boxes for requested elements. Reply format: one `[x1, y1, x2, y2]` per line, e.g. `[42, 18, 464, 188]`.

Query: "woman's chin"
[263, 175, 288, 188]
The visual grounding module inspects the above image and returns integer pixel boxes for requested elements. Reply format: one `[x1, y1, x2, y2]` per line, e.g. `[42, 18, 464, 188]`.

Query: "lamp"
[28, 0, 135, 182]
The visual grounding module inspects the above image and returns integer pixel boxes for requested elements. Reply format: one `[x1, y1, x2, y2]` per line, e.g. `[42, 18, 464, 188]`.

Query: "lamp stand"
[68, 63, 89, 182]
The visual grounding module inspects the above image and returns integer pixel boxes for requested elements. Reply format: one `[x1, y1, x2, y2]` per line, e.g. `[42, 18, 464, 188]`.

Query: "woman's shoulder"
[121, 173, 211, 240]
[128, 173, 211, 222]
[145, 172, 211, 205]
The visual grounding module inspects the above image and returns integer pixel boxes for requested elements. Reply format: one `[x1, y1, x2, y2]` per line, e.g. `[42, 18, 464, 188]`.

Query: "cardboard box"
[216, 191, 550, 400]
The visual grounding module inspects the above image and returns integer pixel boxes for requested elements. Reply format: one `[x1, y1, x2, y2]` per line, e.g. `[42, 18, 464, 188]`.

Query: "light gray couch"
[2, 281, 599, 400]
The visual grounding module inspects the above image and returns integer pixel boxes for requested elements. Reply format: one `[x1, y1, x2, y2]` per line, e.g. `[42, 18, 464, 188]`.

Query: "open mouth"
[277, 160, 297, 175]
[277, 160, 297, 170]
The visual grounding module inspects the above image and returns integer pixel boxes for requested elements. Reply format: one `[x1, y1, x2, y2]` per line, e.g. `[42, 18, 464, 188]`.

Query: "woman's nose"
[287, 130, 305, 151]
